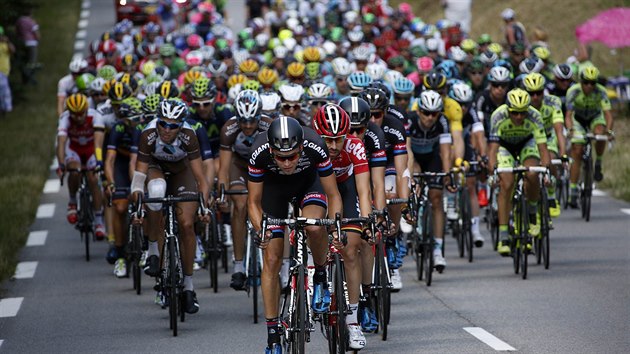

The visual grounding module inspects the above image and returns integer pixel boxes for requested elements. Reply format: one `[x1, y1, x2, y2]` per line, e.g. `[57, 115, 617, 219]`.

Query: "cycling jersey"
[407, 112, 453, 156]
[57, 108, 105, 155]
[537, 94, 564, 137]
[566, 82, 611, 123]
[219, 115, 273, 161]
[136, 118, 201, 173]
[545, 81, 570, 113]
[331, 135, 369, 183]
[411, 96, 463, 132]
[380, 115, 407, 167]
[386, 104, 411, 133]
[489, 105, 546, 154]
[363, 121, 388, 168]
[188, 103, 234, 155]
[473, 89, 504, 138]
[106, 122, 134, 158]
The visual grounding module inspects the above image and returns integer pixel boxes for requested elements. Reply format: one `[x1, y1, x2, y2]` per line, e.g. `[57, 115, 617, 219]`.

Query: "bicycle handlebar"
[496, 166, 548, 174]
[219, 183, 248, 204]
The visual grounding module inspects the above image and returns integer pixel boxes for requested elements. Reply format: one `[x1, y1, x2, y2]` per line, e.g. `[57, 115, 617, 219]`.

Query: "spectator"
[442, 0, 472, 34]
[15, 7, 40, 85]
[0, 26, 15, 115]
[502, 8, 529, 50]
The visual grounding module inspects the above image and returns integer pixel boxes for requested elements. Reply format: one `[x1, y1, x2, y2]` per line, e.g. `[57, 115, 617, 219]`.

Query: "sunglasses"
[349, 126, 366, 135]
[310, 101, 328, 107]
[272, 151, 301, 162]
[508, 110, 527, 116]
[370, 111, 384, 119]
[321, 135, 345, 144]
[421, 110, 440, 117]
[70, 111, 87, 119]
[469, 71, 483, 75]
[336, 76, 348, 82]
[125, 115, 143, 123]
[582, 80, 597, 86]
[158, 119, 182, 130]
[282, 103, 301, 111]
[395, 95, 411, 102]
[529, 90, 544, 97]
[491, 83, 509, 88]
[192, 100, 213, 107]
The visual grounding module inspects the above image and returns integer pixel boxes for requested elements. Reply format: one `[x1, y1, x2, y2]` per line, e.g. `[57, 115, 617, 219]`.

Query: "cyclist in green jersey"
[522, 73, 565, 217]
[487, 89, 550, 256]
[564, 66, 614, 207]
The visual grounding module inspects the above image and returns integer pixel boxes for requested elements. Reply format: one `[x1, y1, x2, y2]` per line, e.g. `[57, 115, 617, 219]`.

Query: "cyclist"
[56, 93, 107, 240]
[546, 64, 574, 114]
[217, 90, 273, 291]
[487, 89, 550, 256]
[522, 73, 565, 217]
[565, 65, 615, 206]
[247, 116, 342, 354]
[131, 98, 211, 314]
[312, 103, 370, 350]
[407, 90, 457, 271]
[58, 58, 88, 116]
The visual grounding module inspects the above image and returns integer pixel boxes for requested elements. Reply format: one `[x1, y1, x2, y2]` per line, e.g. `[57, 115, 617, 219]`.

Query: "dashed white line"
[78, 19, 88, 29]
[0, 297, 24, 318]
[36, 204, 55, 218]
[74, 40, 85, 51]
[50, 158, 59, 170]
[80, 10, 90, 18]
[14, 262, 38, 279]
[26, 230, 48, 246]
[464, 327, 516, 351]
[621, 208, 630, 216]
[43, 179, 60, 194]
[81, 0, 90, 9]
[0, 339, 3, 348]
[76, 29, 87, 40]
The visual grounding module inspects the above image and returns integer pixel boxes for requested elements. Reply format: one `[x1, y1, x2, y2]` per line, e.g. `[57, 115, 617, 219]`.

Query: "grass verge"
[599, 108, 630, 201]
[0, 0, 80, 284]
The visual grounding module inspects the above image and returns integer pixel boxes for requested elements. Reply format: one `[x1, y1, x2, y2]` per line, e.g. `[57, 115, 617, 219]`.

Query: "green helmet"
[330, 27, 344, 42]
[191, 76, 217, 99]
[238, 29, 251, 41]
[119, 97, 143, 120]
[243, 38, 256, 51]
[215, 38, 228, 50]
[142, 93, 162, 117]
[97, 65, 117, 81]
[242, 79, 260, 92]
[159, 43, 176, 57]
[305, 62, 321, 80]
[76, 73, 95, 92]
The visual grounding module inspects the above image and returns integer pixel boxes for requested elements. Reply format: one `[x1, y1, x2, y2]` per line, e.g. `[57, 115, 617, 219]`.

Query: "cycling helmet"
[393, 77, 415, 95]
[519, 57, 544, 74]
[152, 66, 171, 81]
[339, 96, 371, 127]
[228, 84, 242, 102]
[448, 82, 473, 104]
[115, 72, 139, 92]
[260, 91, 282, 112]
[369, 82, 392, 100]
[142, 94, 162, 116]
[186, 34, 203, 49]
[267, 116, 304, 152]
[417, 90, 443, 112]
[69, 58, 88, 74]
[118, 97, 143, 119]
[97, 64, 117, 80]
[235, 89, 262, 122]
[365, 63, 385, 81]
[227, 74, 247, 89]
[352, 46, 371, 61]
[143, 81, 161, 96]
[185, 50, 204, 67]
[108, 82, 133, 102]
[100, 39, 117, 54]
[423, 71, 447, 90]
[487, 66, 511, 83]
[75, 73, 95, 92]
[184, 70, 204, 85]
[273, 46, 289, 59]
[322, 41, 336, 56]
[278, 83, 304, 102]
[553, 64, 573, 80]
[347, 72, 373, 91]
[347, 29, 364, 43]
[254, 33, 269, 48]
[66, 93, 89, 113]
[359, 88, 388, 111]
[479, 50, 498, 65]
[523, 72, 545, 92]
[478, 33, 492, 45]
[331, 57, 352, 77]
[493, 59, 514, 74]
[258, 67, 279, 86]
[287, 62, 306, 78]
[239, 58, 260, 75]
[242, 79, 261, 92]
[436, 60, 459, 79]
[312, 103, 350, 137]
[137, 42, 160, 58]
[307, 83, 333, 101]
[467, 58, 485, 72]
[387, 56, 405, 69]
[488, 42, 503, 55]
[121, 53, 137, 68]
[159, 43, 176, 57]
[208, 60, 228, 78]
[448, 46, 467, 62]
[283, 37, 297, 51]
[305, 62, 321, 80]
[157, 80, 180, 98]
[90, 77, 108, 94]
[580, 65, 599, 82]
[191, 76, 217, 100]
[416, 56, 434, 73]
[506, 88, 531, 112]
[159, 98, 188, 121]
[303, 46, 321, 63]
[460, 39, 478, 53]
[532, 46, 551, 61]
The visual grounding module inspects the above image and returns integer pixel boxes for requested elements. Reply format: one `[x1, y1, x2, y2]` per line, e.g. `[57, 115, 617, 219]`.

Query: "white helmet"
[518, 57, 544, 74]
[185, 50, 204, 67]
[199, 46, 215, 62]
[383, 70, 403, 85]
[331, 57, 351, 76]
[352, 46, 371, 61]
[417, 90, 443, 112]
[426, 38, 439, 52]
[235, 89, 262, 121]
[255, 33, 269, 48]
[487, 66, 511, 83]
[347, 29, 364, 43]
[448, 46, 467, 62]
[344, 11, 359, 25]
[322, 41, 336, 56]
[143, 81, 162, 96]
[449, 82, 473, 103]
[69, 58, 88, 74]
[233, 49, 250, 67]
[90, 77, 108, 93]
[260, 91, 282, 111]
[307, 83, 333, 101]
[365, 63, 385, 81]
[273, 46, 288, 59]
[228, 84, 243, 102]
[283, 37, 297, 51]
[208, 61, 228, 77]
[159, 99, 188, 121]
[279, 83, 304, 102]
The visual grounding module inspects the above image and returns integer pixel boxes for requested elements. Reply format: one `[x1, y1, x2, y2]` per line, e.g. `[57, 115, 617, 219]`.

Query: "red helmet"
[312, 103, 350, 137]
[100, 39, 117, 54]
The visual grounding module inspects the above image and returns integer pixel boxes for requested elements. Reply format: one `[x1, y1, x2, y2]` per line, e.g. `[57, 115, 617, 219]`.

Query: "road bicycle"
[451, 162, 480, 263]
[577, 133, 608, 222]
[62, 168, 96, 262]
[126, 202, 145, 295]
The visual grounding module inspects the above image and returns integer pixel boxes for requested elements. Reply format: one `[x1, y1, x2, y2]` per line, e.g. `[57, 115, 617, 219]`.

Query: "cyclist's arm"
[604, 109, 613, 132]
[56, 96, 65, 117]
[406, 138, 415, 173]
[371, 165, 386, 211]
[451, 129, 465, 162]
[203, 158, 215, 193]
[538, 142, 551, 168]
[56, 135, 67, 167]
[190, 156, 210, 202]
[440, 140, 452, 172]
[247, 180, 264, 232]
[355, 171, 373, 218]
[321, 173, 343, 218]
[218, 149, 232, 190]
[564, 109, 574, 131]
[128, 153, 137, 179]
[554, 122, 567, 156]
[104, 149, 116, 186]
[394, 153, 409, 199]
[487, 142, 499, 173]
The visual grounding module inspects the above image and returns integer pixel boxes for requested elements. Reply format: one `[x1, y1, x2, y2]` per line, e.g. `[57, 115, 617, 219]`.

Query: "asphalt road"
[1, 1, 629, 353]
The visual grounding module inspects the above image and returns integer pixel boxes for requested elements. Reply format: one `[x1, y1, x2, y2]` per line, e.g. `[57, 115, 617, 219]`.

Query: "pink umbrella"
[575, 7, 630, 48]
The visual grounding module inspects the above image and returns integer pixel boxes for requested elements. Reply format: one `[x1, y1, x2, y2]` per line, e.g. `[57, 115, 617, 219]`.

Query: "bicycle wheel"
[250, 235, 259, 324]
[582, 156, 592, 222]
[413, 231, 423, 281]
[376, 245, 389, 341]
[166, 240, 178, 336]
[540, 188, 551, 270]
[292, 266, 307, 354]
[423, 206, 434, 286]
[206, 215, 219, 293]
[461, 188, 473, 263]
[333, 255, 347, 353]
[80, 190, 92, 262]
[131, 226, 143, 295]
[490, 187, 499, 251]
[520, 195, 529, 280]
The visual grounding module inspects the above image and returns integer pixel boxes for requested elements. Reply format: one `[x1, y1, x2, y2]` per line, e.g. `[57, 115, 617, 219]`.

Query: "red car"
[115, 0, 161, 24]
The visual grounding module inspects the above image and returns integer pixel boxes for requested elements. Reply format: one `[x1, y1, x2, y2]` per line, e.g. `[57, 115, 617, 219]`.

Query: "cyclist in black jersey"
[473, 66, 511, 138]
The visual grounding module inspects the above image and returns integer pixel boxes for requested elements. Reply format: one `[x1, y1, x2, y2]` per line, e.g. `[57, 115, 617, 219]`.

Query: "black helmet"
[267, 115, 304, 152]
[423, 71, 447, 90]
[359, 87, 389, 111]
[338, 96, 371, 126]
[368, 81, 392, 100]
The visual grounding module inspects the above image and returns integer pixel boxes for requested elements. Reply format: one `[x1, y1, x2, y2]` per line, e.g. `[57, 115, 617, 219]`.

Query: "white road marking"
[0, 298, 24, 318]
[592, 189, 606, 197]
[76, 29, 87, 40]
[26, 231, 48, 246]
[80, 10, 90, 19]
[43, 179, 60, 194]
[81, 0, 90, 9]
[74, 40, 85, 51]
[0, 339, 3, 348]
[36, 204, 55, 218]
[464, 327, 516, 351]
[50, 158, 59, 170]
[78, 19, 88, 29]
[14, 262, 38, 279]
[621, 208, 630, 216]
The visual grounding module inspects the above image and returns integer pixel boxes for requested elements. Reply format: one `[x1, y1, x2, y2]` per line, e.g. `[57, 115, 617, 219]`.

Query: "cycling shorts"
[112, 156, 131, 200]
[570, 114, 606, 144]
[65, 145, 97, 170]
[229, 158, 248, 188]
[413, 150, 444, 190]
[147, 160, 198, 198]
[338, 175, 361, 234]
[497, 138, 540, 169]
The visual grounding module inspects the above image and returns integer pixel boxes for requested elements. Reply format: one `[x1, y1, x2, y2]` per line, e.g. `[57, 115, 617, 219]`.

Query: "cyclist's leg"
[85, 154, 105, 238]
[569, 118, 587, 205]
[229, 165, 248, 290]
[521, 140, 542, 239]
[591, 116, 607, 181]
[497, 146, 515, 254]
[546, 134, 561, 217]
[143, 166, 166, 276]
[108, 157, 131, 267]
[64, 148, 81, 222]
[465, 141, 483, 245]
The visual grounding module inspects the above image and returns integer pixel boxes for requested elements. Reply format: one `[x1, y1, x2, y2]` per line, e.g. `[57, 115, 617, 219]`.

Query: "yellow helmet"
[506, 88, 531, 112]
[532, 46, 550, 61]
[303, 46, 321, 63]
[239, 59, 260, 74]
[102, 78, 116, 96]
[66, 93, 89, 113]
[523, 72, 546, 92]
[488, 42, 503, 55]
[580, 65, 600, 82]
[184, 70, 204, 85]
[227, 74, 247, 89]
[258, 67, 279, 86]
[460, 39, 478, 53]
[287, 62, 305, 78]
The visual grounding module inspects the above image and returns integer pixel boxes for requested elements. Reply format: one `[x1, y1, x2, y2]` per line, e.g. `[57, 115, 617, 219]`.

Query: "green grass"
[599, 107, 630, 200]
[0, 0, 81, 284]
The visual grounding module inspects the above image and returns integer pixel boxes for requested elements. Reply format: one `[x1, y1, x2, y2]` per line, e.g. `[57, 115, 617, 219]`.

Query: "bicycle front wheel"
[292, 266, 307, 354]
[167, 240, 179, 336]
[461, 187, 473, 263]
[423, 206, 434, 286]
[520, 196, 529, 280]
[333, 255, 347, 353]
